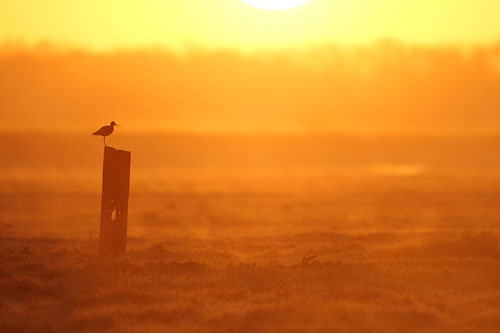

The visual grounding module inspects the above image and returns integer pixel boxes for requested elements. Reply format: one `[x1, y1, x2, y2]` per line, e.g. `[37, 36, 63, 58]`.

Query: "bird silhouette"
[93, 121, 121, 146]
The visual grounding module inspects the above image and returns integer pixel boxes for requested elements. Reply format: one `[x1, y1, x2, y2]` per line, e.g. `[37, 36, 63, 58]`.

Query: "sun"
[241, 0, 312, 10]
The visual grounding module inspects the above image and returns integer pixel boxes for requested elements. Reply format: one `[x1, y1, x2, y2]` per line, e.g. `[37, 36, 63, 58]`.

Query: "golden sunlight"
[2, 1, 500, 332]
[241, 0, 312, 10]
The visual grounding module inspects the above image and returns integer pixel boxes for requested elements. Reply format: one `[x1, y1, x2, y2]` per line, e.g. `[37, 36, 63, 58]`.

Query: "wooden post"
[99, 146, 131, 258]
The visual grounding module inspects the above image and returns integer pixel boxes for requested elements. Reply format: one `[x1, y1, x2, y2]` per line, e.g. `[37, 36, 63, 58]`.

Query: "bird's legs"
[103, 136, 107, 146]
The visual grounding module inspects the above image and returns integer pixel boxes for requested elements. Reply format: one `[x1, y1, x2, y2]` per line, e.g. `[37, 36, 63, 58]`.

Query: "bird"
[93, 121, 121, 146]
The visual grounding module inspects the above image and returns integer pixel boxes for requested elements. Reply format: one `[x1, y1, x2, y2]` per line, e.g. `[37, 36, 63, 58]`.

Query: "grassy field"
[2, 174, 500, 332]
[2, 229, 500, 332]
[1, 134, 500, 332]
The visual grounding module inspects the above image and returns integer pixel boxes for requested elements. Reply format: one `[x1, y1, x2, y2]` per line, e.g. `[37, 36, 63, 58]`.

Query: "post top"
[104, 146, 131, 155]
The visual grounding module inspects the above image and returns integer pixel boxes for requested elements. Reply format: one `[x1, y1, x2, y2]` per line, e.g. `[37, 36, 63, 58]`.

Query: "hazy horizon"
[2, 40, 500, 135]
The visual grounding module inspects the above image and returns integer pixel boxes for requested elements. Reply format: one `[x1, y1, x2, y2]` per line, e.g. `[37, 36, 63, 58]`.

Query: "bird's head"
[110, 121, 121, 128]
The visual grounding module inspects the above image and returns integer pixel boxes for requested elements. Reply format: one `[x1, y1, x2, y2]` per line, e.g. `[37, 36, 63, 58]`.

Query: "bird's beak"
[116, 124, 122, 129]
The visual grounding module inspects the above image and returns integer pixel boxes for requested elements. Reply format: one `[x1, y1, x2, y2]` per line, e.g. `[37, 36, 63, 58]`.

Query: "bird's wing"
[93, 126, 105, 135]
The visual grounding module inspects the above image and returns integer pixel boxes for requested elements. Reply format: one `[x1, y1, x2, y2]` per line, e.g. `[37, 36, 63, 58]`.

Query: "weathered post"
[99, 146, 131, 258]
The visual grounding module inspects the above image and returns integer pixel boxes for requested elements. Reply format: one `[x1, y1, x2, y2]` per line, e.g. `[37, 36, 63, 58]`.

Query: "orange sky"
[1, 0, 500, 50]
